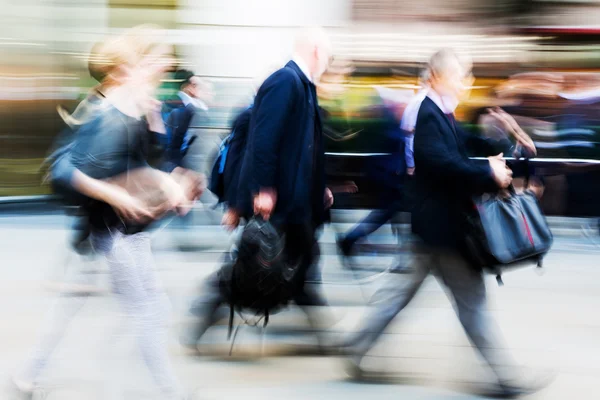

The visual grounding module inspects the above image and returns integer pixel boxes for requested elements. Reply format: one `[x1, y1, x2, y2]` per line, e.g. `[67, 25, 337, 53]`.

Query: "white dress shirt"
[400, 87, 429, 169]
[426, 89, 457, 115]
[401, 87, 429, 132]
[178, 91, 208, 111]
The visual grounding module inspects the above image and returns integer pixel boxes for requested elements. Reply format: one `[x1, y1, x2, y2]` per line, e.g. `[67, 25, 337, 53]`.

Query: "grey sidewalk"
[0, 222, 599, 399]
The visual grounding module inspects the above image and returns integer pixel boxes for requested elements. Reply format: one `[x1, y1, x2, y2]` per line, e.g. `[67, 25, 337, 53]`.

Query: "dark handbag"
[464, 186, 553, 285]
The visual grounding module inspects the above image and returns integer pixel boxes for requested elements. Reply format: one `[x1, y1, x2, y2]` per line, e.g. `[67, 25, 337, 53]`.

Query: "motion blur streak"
[1, 1, 600, 400]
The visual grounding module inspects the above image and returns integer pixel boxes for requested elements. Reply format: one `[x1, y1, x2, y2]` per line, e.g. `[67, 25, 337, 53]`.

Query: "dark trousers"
[342, 187, 404, 249]
[182, 222, 329, 347]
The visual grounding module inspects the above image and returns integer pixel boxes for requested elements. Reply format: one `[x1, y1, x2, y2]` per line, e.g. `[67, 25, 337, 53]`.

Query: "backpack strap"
[218, 131, 235, 174]
[227, 263, 237, 340]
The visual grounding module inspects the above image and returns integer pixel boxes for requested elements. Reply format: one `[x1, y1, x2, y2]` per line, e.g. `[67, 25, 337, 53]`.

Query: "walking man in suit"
[342, 49, 547, 398]
[182, 27, 335, 352]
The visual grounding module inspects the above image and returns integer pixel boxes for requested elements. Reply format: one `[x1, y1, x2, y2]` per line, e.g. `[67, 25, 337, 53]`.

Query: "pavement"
[0, 210, 599, 399]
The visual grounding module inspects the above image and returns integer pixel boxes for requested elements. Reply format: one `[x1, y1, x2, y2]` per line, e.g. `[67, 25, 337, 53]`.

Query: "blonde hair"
[94, 24, 166, 88]
[60, 24, 168, 128]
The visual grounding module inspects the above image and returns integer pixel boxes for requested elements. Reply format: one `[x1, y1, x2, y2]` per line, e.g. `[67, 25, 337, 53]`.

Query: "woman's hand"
[172, 168, 205, 202]
[106, 185, 155, 223]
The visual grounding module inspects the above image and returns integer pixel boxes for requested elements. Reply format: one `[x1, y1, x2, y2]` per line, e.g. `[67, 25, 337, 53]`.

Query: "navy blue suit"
[237, 61, 328, 229]
[412, 97, 511, 248]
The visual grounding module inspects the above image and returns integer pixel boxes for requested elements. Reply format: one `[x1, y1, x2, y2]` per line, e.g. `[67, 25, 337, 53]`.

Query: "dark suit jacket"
[163, 99, 207, 172]
[412, 96, 512, 247]
[237, 61, 328, 228]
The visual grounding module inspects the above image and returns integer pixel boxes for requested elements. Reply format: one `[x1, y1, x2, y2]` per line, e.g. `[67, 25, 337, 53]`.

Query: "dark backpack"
[209, 105, 253, 203]
[219, 216, 301, 336]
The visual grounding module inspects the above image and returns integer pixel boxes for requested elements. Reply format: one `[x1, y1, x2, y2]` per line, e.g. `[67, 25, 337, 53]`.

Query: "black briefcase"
[464, 187, 553, 285]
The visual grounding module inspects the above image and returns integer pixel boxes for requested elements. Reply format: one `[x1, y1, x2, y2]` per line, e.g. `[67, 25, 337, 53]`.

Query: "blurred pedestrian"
[336, 98, 408, 269]
[14, 25, 199, 400]
[401, 68, 431, 176]
[182, 26, 335, 353]
[341, 48, 548, 398]
[162, 69, 213, 172]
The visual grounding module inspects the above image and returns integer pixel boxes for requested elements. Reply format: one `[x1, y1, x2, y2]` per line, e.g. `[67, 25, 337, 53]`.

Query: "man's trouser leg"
[283, 223, 333, 345]
[433, 249, 520, 384]
[181, 271, 227, 349]
[342, 194, 401, 249]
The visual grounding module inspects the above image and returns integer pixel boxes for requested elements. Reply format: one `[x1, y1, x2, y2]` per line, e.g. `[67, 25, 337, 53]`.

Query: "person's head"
[428, 49, 473, 101]
[193, 78, 215, 105]
[82, 25, 173, 118]
[176, 70, 214, 104]
[293, 27, 333, 82]
[175, 69, 196, 94]
[91, 25, 173, 90]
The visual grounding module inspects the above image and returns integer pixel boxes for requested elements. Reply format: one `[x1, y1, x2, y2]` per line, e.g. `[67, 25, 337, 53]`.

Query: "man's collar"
[427, 89, 452, 114]
[292, 54, 313, 83]
[178, 91, 208, 111]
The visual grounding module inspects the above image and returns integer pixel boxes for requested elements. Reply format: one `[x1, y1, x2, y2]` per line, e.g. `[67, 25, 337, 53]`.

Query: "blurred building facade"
[3, 0, 600, 198]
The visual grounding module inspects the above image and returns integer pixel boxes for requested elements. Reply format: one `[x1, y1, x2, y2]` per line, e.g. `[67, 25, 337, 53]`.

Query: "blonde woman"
[14, 26, 198, 400]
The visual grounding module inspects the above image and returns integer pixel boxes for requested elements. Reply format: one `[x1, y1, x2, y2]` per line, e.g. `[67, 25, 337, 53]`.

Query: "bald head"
[293, 27, 332, 81]
[428, 48, 473, 100]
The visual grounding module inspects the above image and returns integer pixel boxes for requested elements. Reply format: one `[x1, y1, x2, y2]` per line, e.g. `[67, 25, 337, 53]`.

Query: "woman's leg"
[102, 230, 183, 398]
[15, 249, 97, 389]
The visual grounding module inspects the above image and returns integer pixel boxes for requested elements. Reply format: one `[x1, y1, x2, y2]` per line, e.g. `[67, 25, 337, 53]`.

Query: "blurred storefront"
[3, 0, 600, 211]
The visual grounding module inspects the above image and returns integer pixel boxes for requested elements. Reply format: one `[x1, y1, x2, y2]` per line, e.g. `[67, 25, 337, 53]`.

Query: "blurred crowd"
[1, 20, 572, 400]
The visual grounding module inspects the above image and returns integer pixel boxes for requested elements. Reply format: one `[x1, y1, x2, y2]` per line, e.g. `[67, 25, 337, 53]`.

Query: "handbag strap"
[523, 157, 531, 188]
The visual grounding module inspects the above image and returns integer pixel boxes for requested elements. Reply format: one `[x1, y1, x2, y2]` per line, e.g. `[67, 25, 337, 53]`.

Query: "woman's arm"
[71, 169, 154, 222]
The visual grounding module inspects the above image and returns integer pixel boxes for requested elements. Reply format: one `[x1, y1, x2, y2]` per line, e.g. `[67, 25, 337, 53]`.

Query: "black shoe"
[336, 235, 353, 257]
[389, 264, 415, 274]
[483, 371, 555, 398]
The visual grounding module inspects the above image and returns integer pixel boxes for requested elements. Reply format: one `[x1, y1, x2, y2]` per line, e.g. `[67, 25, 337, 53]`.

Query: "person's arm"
[414, 116, 499, 193]
[71, 169, 155, 222]
[52, 114, 160, 222]
[251, 71, 297, 193]
[404, 133, 415, 170]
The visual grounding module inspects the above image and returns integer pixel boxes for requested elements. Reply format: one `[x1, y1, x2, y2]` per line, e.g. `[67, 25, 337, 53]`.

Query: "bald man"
[237, 27, 334, 287]
[182, 27, 335, 352]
